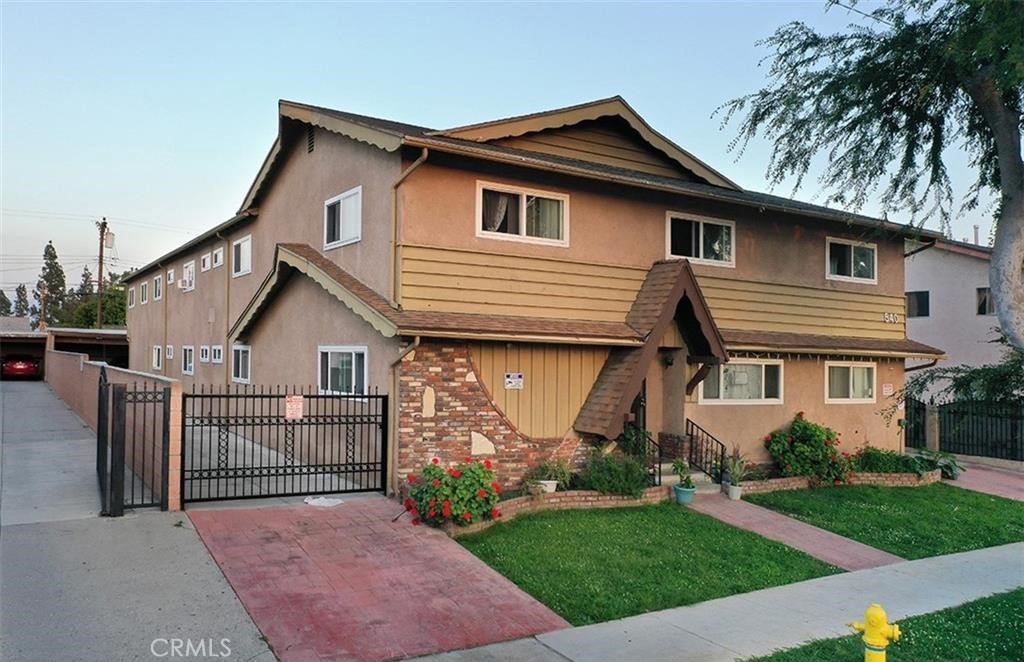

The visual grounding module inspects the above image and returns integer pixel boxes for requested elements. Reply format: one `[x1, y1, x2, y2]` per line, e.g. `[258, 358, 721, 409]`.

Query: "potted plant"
[526, 460, 571, 494]
[671, 458, 697, 504]
[723, 452, 747, 501]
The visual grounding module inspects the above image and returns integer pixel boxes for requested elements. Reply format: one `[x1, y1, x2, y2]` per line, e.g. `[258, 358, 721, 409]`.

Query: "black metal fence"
[96, 367, 170, 516]
[181, 385, 388, 503]
[904, 397, 927, 449]
[938, 399, 1024, 461]
[686, 418, 726, 481]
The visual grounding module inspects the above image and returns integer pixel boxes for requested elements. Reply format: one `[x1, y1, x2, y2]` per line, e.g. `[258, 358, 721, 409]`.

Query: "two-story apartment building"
[125, 96, 944, 488]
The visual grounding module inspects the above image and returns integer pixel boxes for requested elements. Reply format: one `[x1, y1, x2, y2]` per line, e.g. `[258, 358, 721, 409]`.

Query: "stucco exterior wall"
[906, 247, 1003, 376]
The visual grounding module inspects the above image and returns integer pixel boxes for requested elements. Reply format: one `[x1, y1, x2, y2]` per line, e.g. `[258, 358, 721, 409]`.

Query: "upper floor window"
[166, 345, 174, 359]
[152, 345, 163, 371]
[232, 345, 251, 384]
[140, 281, 149, 305]
[977, 287, 995, 315]
[827, 238, 876, 283]
[700, 360, 782, 404]
[211, 345, 224, 364]
[128, 287, 136, 308]
[906, 291, 929, 318]
[200, 253, 212, 272]
[181, 346, 195, 376]
[199, 345, 210, 363]
[825, 361, 875, 403]
[181, 261, 196, 291]
[324, 186, 362, 249]
[318, 345, 367, 395]
[666, 214, 734, 266]
[153, 275, 163, 301]
[212, 247, 224, 268]
[232, 235, 252, 278]
[477, 182, 568, 246]
[167, 268, 175, 286]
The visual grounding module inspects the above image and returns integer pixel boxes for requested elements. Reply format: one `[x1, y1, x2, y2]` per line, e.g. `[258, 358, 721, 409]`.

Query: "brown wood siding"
[470, 341, 609, 438]
[492, 119, 687, 179]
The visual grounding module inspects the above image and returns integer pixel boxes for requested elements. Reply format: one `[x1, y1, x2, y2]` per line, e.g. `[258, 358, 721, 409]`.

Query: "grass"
[748, 588, 1024, 661]
[458, 503, 840, 625]
[746, 483, 1024, 559]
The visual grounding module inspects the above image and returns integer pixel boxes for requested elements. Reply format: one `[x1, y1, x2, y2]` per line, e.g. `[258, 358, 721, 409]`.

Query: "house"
[123, 96, 944, 489]
[906, 237, 1002, 397]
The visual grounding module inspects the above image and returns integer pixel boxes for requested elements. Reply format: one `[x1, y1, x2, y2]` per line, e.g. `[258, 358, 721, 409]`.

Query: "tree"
[906, 334, 1024, 403]
[63, 271, 126, 328]
[31, 240, 67, 328]
[719, 0, 1023, 349]
[13, 284, 29, 317]
[77, 265, 95, 297]
[0, 290, 11, 316]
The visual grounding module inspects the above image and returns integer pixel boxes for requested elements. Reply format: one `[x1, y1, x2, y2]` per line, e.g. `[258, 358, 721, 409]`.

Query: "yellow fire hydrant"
[849, 603, 900, 661]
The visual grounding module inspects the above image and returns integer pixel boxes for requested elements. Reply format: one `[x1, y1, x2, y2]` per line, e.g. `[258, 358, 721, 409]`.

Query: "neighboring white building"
[905, 238, 1004, 394]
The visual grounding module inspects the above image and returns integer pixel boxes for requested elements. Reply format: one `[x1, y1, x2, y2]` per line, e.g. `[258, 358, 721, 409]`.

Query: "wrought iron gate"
[181, 385, 388, 503]
[96, 367, 170, 516]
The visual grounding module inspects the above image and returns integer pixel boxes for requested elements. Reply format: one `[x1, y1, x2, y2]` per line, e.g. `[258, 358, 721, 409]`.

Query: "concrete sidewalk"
[416, 542, 1024, 662]
[688, 493, 905, 571]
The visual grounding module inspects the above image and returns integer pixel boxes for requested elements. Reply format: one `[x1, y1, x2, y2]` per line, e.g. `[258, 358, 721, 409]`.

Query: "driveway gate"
[96, 367, 170, 516]
[181, 385, 388, 503]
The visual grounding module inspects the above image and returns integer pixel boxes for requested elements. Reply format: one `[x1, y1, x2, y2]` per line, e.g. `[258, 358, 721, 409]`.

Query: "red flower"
[484, 459, 493, 469]
[490, 507, 501, 519]
[431, 457, 440, 464]
[431, 479, 441, 487]
[477, 488, 488, 498]
[833, 480, 842, 485]
[491, 481, 502, 494]
[464, 456, 472, 463]
[403, 497, 414, 511]
[429, 497, 436, 507]
[448, 468, 462, 478]
[412, 518, 421, 526]
[428, 509, 436, 518]
[407, 474, 417, 484]
[442, 500, 452, 517]
[796, 411, 804, 418]
[462, 511, 472, 521]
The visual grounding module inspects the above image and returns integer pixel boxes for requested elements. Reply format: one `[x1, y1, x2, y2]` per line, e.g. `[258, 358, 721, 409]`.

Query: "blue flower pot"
[673, 484, 696, 505]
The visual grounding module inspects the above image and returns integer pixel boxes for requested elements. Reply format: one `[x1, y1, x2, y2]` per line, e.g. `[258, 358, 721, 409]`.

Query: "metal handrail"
[685, 418, 726, 481]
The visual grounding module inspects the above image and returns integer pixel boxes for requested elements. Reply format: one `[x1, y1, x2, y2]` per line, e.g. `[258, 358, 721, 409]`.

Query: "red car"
[1, 355, 42, 379]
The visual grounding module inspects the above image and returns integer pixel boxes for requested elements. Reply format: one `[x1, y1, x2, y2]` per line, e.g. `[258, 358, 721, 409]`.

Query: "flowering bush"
[405, 457, 502, 527]
[764, 412, 851, 485]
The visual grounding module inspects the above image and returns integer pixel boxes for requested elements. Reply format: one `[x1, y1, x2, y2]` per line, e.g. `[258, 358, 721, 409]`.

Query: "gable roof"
[230, 244, 644, 346]
[574, 260, 728, 439]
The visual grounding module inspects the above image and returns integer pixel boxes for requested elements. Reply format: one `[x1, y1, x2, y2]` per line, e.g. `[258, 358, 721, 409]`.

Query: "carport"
[0, 317, 46, 377]
[47, 327, 128, 368]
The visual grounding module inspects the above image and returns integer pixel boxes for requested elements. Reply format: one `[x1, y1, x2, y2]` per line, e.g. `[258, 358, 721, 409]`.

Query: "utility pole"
[96, 218, 108, 328]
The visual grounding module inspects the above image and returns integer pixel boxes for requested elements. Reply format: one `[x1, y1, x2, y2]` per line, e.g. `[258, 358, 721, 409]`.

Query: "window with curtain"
[826, 363, 875, 401]
[479, 184, 565, 243]
[701, 361, 782, 403]
[318, 346, 366, 395]
[976, 287, 995, 315]
[667, 216, 734, 265]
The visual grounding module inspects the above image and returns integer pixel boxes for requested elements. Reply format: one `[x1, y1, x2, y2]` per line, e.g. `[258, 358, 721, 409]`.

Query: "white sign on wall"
[882, 383, 895, 397]
[284, 394, 304, 420]
[504, 372, 524, 390]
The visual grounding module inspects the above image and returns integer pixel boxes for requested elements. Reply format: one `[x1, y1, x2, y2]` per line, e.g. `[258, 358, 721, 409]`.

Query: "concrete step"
[660, 465, 719, 493]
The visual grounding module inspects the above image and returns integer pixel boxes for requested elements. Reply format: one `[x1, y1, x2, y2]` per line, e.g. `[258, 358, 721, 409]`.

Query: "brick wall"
[443, 485, 672, 537]
[743, 469, 941, 494]
[658, 432, 689, 460]
[397, 341, 587, 486]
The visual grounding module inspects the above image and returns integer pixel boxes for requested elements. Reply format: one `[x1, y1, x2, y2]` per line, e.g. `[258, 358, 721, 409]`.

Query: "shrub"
[851, 446, 923, 474]
[578, 451, 650, 498]
[523, 459, 573, 490]
[615, 423, 650, 459]
[406, 457, 502, 527]
[917, 448, 964, 479]
[764, 413, 851, 485]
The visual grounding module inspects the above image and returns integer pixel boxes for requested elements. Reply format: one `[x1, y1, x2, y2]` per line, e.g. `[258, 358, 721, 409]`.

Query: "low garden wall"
[443, 485, 671, 537]
[742, 469, 941, 495]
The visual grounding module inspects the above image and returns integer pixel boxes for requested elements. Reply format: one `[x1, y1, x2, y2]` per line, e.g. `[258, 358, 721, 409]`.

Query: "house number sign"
[882, 312, 901, 324]
[504, 372, 524, 390]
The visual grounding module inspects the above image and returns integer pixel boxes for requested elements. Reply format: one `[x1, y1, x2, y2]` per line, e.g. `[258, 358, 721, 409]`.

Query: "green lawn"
[746, 483, 1024, 559]
[458, 503, 839, 625]
[748, 588, 1024, 661]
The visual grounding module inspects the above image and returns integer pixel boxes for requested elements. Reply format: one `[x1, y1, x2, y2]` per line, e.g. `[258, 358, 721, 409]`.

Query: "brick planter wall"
[658, 432, 689, 460]
[741, 469, 941, 495]
[440, 485, 672, 537]
[397, 341, 586, 487]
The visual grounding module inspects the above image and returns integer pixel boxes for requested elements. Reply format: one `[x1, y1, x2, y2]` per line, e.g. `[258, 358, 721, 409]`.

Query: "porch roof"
[721, 329, 945, 359]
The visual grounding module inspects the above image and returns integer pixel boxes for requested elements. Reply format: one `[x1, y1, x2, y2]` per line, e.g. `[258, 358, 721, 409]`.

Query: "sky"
[0, 1, 994, 300]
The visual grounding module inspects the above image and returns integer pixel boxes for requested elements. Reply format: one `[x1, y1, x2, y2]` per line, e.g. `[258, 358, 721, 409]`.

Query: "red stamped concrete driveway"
[189, 496, 567, 662]
[946, 462, 1023, 501]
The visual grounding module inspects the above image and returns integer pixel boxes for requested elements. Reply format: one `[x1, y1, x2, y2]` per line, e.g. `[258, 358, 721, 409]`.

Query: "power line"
[2, 208, 196, 234]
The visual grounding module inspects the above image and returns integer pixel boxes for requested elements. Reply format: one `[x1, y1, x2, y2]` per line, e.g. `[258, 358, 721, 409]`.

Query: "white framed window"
[317, 345, 367, 395]
[140, 281, 149, 305]
[199, 345, 210, 363]
[128, 287, 136, 308]
[152, 345, 163, 371]
[826, 237, 877, 283]
[211, 345, 224, 364]
[166, 345, 174, 360]
[666, 213, 735, 267]
[200, 252, 212, 272]
[153, 275, 163, 301]
[976, 287, 995, 315]
[181, 261, 196, 291]
[167, 268, 175, 286]
[181, 346, 195, 376]
[476, 181, 569, 246]
[699, 359, 783, 404]
[825, 361, 876, 403]
[212, 247, 224, 268]
[231, 345, 251, 384]
[324, 186, 363, 249]
[232, 235, 252, 278]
